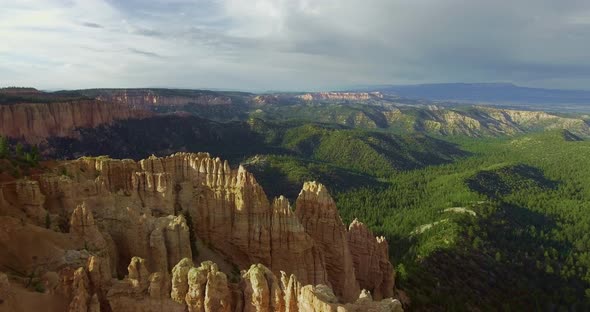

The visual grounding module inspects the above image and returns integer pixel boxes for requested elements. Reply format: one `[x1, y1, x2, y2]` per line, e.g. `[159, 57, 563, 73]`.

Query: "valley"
[1, 87, 590, 311]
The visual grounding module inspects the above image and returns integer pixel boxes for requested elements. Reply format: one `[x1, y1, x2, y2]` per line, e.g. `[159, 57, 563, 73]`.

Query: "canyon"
[2, 88, 589, 147]
[0, 100, 149, 144]
[0, 153, 402, 312]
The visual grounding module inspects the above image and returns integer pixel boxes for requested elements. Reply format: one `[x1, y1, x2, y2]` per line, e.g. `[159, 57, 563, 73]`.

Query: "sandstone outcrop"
[68, 267, 94, 312]
[0, 153, 402, 311]
[297, 92, 383, 101]
[93, 89, 233, 107]
[70, 203, 108, 252]
[0, 100, 149, 143]
[106, 256, 183, 312]
[295, 182, 360, 302]
[185, 260, 232, 312]
[0, 272, 17, 312]
[108, 258, 402, 312]
[241, 263, 284, 312]
[347, 219, 394, 300]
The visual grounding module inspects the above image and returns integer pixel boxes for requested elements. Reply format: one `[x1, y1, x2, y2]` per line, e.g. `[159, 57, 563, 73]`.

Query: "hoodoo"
[0, 153, 402, 311]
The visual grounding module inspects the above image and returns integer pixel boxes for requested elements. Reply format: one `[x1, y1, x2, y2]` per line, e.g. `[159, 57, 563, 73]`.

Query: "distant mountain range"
[359, 83, 590, 111]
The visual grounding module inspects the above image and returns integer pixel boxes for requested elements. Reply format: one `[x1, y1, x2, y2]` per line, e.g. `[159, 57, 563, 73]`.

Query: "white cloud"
[1, 0, 590, 90]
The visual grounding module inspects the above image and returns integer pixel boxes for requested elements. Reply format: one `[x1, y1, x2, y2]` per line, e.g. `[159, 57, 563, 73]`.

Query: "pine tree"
[0, 136, 8, 158]
[15, 143, 24, 158]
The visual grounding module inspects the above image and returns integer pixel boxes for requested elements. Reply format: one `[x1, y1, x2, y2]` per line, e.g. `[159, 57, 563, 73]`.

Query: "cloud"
[133, 27, 163, 37]
[1, 0, 590, 91]
[81, 21, 103, 28]
[128, 48, 165, 58]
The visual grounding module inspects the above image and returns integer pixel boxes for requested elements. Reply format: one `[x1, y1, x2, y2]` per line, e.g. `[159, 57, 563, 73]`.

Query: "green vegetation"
[0, 135, 41, 177]
[280, 124, 465, 176]
[329, 130, 590, 309]
[240, 120, 465, 200]
[243, 154, 384, 199]
[0, 88, 90, 104]
[0, 136, 8, 158]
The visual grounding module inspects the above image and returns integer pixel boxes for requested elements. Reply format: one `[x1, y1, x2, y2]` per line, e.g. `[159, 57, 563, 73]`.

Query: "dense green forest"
[329, 130, 590, 310]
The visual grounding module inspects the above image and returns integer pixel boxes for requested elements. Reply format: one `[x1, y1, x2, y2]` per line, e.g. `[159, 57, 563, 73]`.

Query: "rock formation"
[296, 92, 383, 101]
[241, 263, 284, 312]
[93, 89, 234, 107]
[70, 203, 108, 252]
[0, 100, 149, 143]
[0, 272, 17, 312]
[347, 219, 395, 300]
[0, 153, 402, 311]
[295, 182, 360, 302]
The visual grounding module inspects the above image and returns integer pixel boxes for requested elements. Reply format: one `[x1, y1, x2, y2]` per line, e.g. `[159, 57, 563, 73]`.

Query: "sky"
[1, 0, 590, 91]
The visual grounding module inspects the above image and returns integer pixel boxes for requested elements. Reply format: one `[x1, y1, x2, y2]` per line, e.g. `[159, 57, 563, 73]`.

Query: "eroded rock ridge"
[0, 153, 401, 311]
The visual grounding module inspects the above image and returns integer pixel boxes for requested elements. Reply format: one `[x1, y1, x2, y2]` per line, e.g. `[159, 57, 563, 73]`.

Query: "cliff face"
[295, 182, 360, 302]
[0, 100, 149, 143]
[94, 90, 233, 107]
[415, 106, 590, 137]
[347, 219, 395, 300]
[297, 92, 383, 101]
[0, 153, 402, 311]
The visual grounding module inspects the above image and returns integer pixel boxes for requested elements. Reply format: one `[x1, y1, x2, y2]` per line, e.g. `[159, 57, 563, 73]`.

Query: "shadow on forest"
[46, 115, 289, 163]
[401, 202, 588, 311]
[466, 163, 558, 199]
[245, 158, 387, 201]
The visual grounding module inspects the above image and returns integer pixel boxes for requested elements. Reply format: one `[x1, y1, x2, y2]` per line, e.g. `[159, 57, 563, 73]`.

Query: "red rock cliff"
[95, 90, 233, 107]
[0, 100, 149, 143]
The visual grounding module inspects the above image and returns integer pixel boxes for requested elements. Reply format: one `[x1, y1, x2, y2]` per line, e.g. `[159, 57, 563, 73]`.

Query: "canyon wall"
[297, 92, 384, 101]
[0, 153, 402, 311]
[94, 90, 234, 107]
[0, 100, 149, 143]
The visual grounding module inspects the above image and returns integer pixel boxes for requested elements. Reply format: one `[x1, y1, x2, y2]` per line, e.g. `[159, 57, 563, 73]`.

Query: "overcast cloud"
[1, 0, 590, 91]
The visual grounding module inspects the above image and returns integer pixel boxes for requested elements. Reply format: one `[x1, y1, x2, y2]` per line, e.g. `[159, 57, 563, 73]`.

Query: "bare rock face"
[185, 261, 232, 312]
[107, 257, 184, 312]
[0, 272, 17, 312]
[119, 259, 402, 312]
[70, 203, 108, 252]
[0, 180, 41, 227]
[347, 219, 395, 300]
[280, 272, 301, 312]
[295, 181, 360, 302]
[296, 92, 383, 102]
[68, 267, 94, 312]
[148, 214, 192, 275]
[169, 259, 233, 312]
[0, 100, 149, 143]
[135, 154, 328, 287]
[241, 264, 284, 312]
[170, 258, 194, 303]
[127, 257, 150, 292]
[298, 284, 403, 312]
[1, 153, 327, 286]
[94, 89, 233, 107]
[86, 255, 112, 310]
[0, 153, 403, 311]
